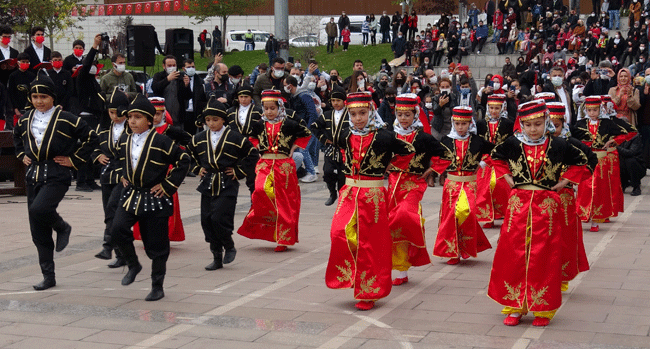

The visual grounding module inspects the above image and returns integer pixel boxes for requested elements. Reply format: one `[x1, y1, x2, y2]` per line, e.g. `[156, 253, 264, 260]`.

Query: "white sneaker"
[300, 173, 318, 183]
[315, 168, 320, 174]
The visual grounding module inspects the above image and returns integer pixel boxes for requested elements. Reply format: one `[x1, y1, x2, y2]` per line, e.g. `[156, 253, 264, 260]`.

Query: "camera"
[100, 32, 110, 42]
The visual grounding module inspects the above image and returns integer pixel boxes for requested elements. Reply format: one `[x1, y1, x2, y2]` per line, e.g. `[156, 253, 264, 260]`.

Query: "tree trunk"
[47, 24, 55, 51]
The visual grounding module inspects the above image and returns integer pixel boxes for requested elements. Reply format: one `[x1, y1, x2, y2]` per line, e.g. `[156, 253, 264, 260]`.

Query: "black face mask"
[386, 96, 396, 104]
[380, 81, 388, 87]
[395, 78, 406, 85]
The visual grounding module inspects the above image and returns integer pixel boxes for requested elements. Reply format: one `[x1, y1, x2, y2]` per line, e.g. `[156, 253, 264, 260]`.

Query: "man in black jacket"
[618, 135, 645, 196]
[391, 12, 401, 43]
[391, 32, 407, 59]
[152, 55, 184, 124]
[584, 61, 617, 96]
[338, 12, 350, 46]
[265, 34, 278, 67]
[380, 12, 391, 43]
[179, 58, 206, 134]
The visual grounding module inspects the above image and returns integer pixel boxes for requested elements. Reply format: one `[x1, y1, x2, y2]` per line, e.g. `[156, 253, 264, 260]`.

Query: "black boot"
[146, 258, 166, 301]
[325, 190, 338, 206]
[95, 245, 112, 260]
[34, 261, 56, 291]
[108, 247, 127, 268]
[223, 248, 237, 264]
[205, 245, 223, 270]
[119, 244, 142, 286]
[631, 186, 642, 196]
[53, 220, 71, 252]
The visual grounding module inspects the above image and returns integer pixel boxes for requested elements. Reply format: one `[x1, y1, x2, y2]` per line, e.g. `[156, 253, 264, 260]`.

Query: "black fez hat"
[30, 70, 57, 99]
[201, 97, 228, 122]
[237, 85, 253, 97]
[107, 87, 129, 116]
[330, 85, 346, 101]
[128, 93, 156, 124]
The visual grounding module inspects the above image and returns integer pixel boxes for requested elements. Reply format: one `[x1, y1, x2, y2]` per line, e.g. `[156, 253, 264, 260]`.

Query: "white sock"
[398, 271, 408, 279]
[508, 313, 521, 318]
[591, 222, 598, 228]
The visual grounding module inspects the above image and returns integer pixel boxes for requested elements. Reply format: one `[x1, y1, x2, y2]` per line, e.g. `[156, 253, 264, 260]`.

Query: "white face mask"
[492, 82, 500, 90]
[284, 85, 292, 93]
[429, 76, 438, 84]
[273, 69, 284, 78]
[645, 76, 650, 84]
[165, 66, 176, 74]
[532, 59, 538, 64]
[292, 74, 300, 80]
[425, 102, 433, 109]
[89, 66, 98, 75]
[357, 79, 365, 86]
[440, 88, 451, 94]
[308, 82, 316, 90]
[185, 67, 196, 76]
[320, 85, 327, 91]
[231, 77, 241, 84]
[115, 64, 126, 73]
[551, 76, 563, 86]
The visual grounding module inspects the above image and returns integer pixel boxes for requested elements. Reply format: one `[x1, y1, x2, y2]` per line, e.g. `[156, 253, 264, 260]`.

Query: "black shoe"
[108, 258, 127, 268]
[33, 278, 56, 291]
[187, 172, 197, 177]
[95, 248, 112, 260]
[223, 248, 237, 264]
[324, 193, 337, 206]
[205, 259, 223, 270]
[145, 287, 165, 301]
[631, 187, 642, 196]
[75, 184, 93, 192]
[55, 221, 71, 252]
[122, 263, 142, 285]
[89, 182, 102, 190]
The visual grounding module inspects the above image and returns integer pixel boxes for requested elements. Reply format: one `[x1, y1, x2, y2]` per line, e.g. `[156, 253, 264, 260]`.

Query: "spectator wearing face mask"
[100, 53, 137, 94]
[584, 60, 617, 96]
[451, 71, 478, 112]
[457, 33, 471, 63]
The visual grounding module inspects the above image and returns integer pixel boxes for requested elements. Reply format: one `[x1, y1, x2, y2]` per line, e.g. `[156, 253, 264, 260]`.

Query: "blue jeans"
[362, 33, 369, 45]
[492, 29, 501, 43]
[298, 148, 315, 175]
[307, 136, 319, 169]
[609, 10, 620, 30]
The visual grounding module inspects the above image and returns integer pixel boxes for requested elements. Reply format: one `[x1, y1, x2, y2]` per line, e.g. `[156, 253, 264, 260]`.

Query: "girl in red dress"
[388, 94, 444, 285]
[488, 100, 594, 327]
[432, 106, 494, 265]
[325, 92, 414, 311]
[237, 90, 311, 252]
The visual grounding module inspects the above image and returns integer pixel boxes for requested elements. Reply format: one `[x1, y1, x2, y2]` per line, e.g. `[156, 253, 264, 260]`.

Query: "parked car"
[225, 30, 270, 52]
[289, 34, 319, 47]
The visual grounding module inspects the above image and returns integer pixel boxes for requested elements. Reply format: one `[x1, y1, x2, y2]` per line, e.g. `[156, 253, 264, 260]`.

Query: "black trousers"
[327, 36, 335, 52]
[323, 155, 345, 193]
[200, 194, 236, 252]
[27, 181, 69, 277]
[77, 115, 99, 186]
[620, 156, 645, 189]
[110, 206, 170, 275]
[101, 183, 122, 250]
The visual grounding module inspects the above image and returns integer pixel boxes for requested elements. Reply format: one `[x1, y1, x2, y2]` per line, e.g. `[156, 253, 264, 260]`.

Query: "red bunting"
[144, 3, 151, 13]
[107, 5, 113, 15]
[135, 3, 142, 13]
[97, 5, 105, 16]
[125, 4, 132, 14]
[154, 1, 161, 12]
[71, 6, 78, 16]
[174, 0, 181, 11]
[117, 4, 123, 14]
[164, 1, 171, 11]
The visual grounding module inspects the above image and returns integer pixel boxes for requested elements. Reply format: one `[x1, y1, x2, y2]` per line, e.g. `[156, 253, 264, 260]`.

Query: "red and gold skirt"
[557, 187, 589, 282]
[577, 150, 619, 222]
[432, 174, 492, 259]
[325, 177, 392, 301]
[475, 156, 511, 223]
[237, 155, 300, 246]
[387, 172, 431, 271]
[488, 187, 563, 312]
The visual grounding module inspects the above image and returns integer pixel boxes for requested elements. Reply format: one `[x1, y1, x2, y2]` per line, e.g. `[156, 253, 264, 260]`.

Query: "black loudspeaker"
[126, 25, 156, 67]
[165, 28, 194, 65]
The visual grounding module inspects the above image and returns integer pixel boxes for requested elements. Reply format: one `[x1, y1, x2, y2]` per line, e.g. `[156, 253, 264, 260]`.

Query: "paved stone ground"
[0, 169, 649, 349]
